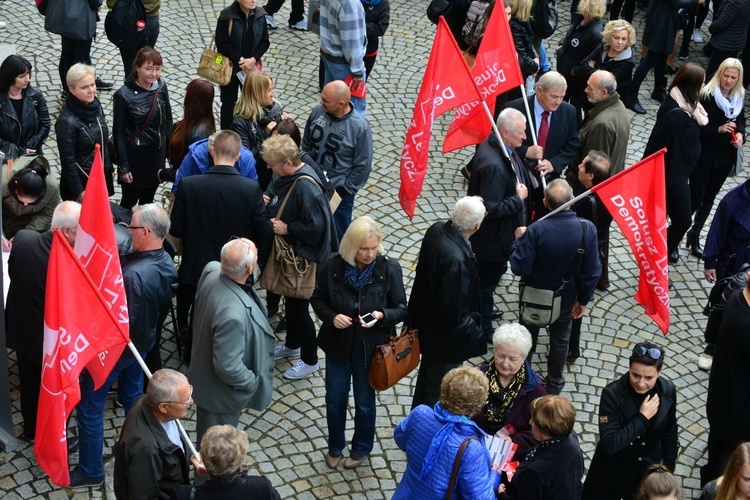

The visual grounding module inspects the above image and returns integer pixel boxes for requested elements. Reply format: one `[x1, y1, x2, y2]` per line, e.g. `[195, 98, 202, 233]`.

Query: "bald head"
[320, 81, 351, 117]
[585, 70, 617, 104]
[220, 238, 257, 283]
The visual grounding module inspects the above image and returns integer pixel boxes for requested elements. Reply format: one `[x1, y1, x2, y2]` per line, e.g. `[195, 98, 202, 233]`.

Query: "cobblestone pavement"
[1, 0, 748, 498]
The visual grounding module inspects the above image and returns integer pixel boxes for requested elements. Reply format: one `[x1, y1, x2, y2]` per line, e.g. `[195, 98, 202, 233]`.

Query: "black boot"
[669, 248, 680, 264]
[651, 87, 667, 103]
[686, 229, 704, 258]
[627, 96, 646, 114]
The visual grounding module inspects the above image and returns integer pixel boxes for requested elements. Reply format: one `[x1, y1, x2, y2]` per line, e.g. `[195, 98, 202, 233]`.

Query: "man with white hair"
[188, 238, 275, 445]
[410, 196, 487, 409]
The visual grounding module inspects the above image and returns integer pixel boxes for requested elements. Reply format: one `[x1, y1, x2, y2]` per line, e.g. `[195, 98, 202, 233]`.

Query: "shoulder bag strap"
[275, 177, 302, 220]
[445, 435, 480, 500]
[126, 90, 159, 144]
[559, 218, 587, 290]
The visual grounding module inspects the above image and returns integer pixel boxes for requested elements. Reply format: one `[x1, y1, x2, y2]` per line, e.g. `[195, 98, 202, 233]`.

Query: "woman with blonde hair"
[687, 58, 745, 261]
[232, 71, 290, 189]
[311, 215, 407, 470]
[699, 442, 750, 500]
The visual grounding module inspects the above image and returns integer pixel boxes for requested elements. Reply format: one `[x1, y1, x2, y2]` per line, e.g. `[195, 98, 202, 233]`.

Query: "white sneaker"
[274, 344, 300, 360]
[283, 360, 319, 379]
[290, 18, 308, 31]
[697, 353, 713, 371]
[266, 14, 278, 29]
[692, 29, 703, 43]
[0, 21, 6, 29]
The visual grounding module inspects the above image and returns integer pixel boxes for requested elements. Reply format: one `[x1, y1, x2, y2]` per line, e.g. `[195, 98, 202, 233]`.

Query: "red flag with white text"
[443, 0, 525, 153]
[35, 230, 130, 486]
[592, 149, 670, 334]
[399, 17, 482, 219]
[74, 144, 129, 387]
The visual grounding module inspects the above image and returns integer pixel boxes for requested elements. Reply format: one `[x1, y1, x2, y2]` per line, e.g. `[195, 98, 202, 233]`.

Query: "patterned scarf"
[485, 361, 527, 427]
[525, 435, 564, 461]
[345, 259, 376, 292]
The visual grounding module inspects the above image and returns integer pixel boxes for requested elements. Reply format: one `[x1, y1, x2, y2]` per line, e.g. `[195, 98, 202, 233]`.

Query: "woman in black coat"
[0, 55, 50, 159]
[582, 342, 679, 500]
[362, 0, 390, 80]
[556, 0, 605, 124]
[312, 215, 407, 470]
[55, 63, 115, 201]
[643, 62, 708, 264]
[688, 58, 745, 258]
[113, 46, 173, 209]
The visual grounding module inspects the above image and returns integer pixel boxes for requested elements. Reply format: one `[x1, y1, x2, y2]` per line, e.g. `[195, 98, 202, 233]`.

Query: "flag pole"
[518, 85, 546, 189]
[125, 341, 199, 459]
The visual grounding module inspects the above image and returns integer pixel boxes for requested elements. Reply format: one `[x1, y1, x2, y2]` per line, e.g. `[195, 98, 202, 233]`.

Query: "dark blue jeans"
[333, 192, 355, 242]
[325, 344, 375, 456]
[476, 258, 508, 337]
[77, 354, 144, 478]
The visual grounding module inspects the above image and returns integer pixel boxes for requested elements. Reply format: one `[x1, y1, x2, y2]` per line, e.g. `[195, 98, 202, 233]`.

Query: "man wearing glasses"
[114, 369, 195, 498]
[71, 204, 178, 487]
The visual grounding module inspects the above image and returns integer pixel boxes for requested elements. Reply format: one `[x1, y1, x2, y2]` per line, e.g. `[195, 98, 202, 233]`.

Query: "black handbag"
[44, 0, 96, 41]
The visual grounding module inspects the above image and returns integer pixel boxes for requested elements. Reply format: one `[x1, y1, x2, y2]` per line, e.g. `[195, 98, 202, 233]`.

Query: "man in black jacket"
[469, 108, 529, 342]
[170, 130, 273, 362]
[410, 196, 486, 409]
[114, 369, 193, 499]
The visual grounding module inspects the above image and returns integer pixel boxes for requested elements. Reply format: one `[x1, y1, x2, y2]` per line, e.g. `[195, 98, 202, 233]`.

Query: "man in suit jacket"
[170, 130, 272, 361]
[188, 238, 275, 446]
[507, 71, 581, 221]
[409, 196, 487, 409]
[5, 201, 81, 441]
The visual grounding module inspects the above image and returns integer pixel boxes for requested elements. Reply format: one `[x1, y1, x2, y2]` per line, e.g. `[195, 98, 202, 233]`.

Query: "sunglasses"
[633, 345, 663, 360]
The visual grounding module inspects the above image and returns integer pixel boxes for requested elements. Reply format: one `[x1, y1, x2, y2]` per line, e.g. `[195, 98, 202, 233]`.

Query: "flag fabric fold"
[399, 17, 482, 219]
[592, 149, 670, 334]
[35, 230, 130, 486]
[74, 144, 129, 387]
[443, 0, 525, 153]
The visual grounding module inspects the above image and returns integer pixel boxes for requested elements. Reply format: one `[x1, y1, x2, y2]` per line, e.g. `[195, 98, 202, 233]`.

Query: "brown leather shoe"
[344, 454, 366, 469]
[325, 452, 341, 469]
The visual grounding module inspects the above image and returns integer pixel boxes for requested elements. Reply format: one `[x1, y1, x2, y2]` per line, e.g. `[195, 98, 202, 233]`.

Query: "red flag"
[35, 230, 130, 486]
[399, 17, 482, 219]
[74, 144, 129, 387]
[592, 149, 670, 334]
[443, 0, 525, 153]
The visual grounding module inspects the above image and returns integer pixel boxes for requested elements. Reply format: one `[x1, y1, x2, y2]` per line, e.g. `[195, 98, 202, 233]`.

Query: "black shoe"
[665, 65, 677, 75]
[678, 49, 689, 60]
[68, 467, 103, 488]
[95, 77, 114, 90]
[628, 99, 646, 114]
[67, 436, 80, 454]
[491, 309, 504, 320]
[668, 249, 679, 264]
[686, 229, 704, 258]
[651, 88, 667, 103]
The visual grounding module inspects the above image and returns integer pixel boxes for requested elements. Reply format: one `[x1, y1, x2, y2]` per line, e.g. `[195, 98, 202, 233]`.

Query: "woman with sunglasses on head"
[582, 341, 678, 500]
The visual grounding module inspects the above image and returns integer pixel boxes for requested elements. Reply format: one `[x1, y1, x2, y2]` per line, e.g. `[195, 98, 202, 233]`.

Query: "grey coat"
[188, 262, 275, 415]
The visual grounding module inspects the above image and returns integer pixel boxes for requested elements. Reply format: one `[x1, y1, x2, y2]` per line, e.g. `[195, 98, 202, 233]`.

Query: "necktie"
[538, 111, 550, 151]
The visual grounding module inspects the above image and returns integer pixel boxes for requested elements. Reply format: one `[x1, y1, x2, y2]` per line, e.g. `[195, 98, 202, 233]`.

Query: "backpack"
[105, 0, 148, 50]
[36, 0, 48, 15]
[461, 0, 491, 47]
[702, 264, 750, 344]
[530, 0, 558, 39]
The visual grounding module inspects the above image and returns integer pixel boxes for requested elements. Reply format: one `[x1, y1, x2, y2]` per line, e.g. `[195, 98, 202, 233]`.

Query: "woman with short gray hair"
[472, 322, 548, 460]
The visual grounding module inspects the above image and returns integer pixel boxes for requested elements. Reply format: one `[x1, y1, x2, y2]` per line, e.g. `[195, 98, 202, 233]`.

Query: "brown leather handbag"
[368, 327, 420, 391]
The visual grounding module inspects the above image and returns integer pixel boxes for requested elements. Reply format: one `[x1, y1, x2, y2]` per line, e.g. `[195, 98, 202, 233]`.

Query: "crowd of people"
[1, 0, 749, 497]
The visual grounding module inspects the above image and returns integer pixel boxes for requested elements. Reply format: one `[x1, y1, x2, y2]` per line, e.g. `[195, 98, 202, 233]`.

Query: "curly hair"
[602, 19, 636, 47]
[439, 366, 489, 416]
[578, 0, 607, 19]
[200, 425, 248, 484]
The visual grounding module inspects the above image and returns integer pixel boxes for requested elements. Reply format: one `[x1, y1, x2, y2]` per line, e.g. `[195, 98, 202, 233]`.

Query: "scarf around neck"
[712, 87, 743, 120]
[65, 93, 102, 123]
[669, 87, 708, 126]
[345, 259, 376, 291]
[485, 361, 527, 427]
[419, 402, 480, 481]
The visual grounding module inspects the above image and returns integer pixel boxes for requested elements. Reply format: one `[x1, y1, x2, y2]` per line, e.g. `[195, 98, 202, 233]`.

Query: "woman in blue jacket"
[393, 366, 501, 499]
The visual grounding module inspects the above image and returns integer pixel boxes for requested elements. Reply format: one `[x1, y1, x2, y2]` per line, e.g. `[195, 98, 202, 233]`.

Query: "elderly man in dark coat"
[409, 196, 487, 410]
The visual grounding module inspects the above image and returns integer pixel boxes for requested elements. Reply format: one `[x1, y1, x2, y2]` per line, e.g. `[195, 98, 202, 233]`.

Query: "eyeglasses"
[127, 225, 150, 232]
[633, 345, 663, 360]
[162, 385, 193, 406]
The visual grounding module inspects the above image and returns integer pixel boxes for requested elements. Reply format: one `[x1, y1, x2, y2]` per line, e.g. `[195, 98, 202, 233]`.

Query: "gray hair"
[537, 71, 568, 93]
[220, 238, 257, 281]
[492, 323, 533, 357]
[200, 425, 249, 483]
[132, 203, 170, 240]
[51, 201, 81, 231]
[66, 63, 96, 88]
[544, 178, 574, 210]
[452, 196, 486, 232]
[146, 369, 188, 408]
[596, 70, 618, 94]
[497, 107, 526, 134]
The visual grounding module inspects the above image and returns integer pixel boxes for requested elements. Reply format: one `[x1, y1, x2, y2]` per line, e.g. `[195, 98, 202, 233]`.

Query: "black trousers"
[119, 184, 159, 210]
[220, 74, 242, 130]
[666, 180, 692, 254]
[118, 16, 160, 78]
[59, 36, 93, 89]
[411, 358, 461, 410]
[263, 0, 305, 23]
[610, 0, 636, 22]
[283, 297, 318, 365]
[16, 351, 42, 439]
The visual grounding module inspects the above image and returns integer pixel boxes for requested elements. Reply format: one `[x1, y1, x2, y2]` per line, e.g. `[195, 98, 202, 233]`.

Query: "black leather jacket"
[312, 253, 408, 364]
[112, 75, 173, 174]
[54, 101, 114, 200]
[0, 86, 51, 158]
